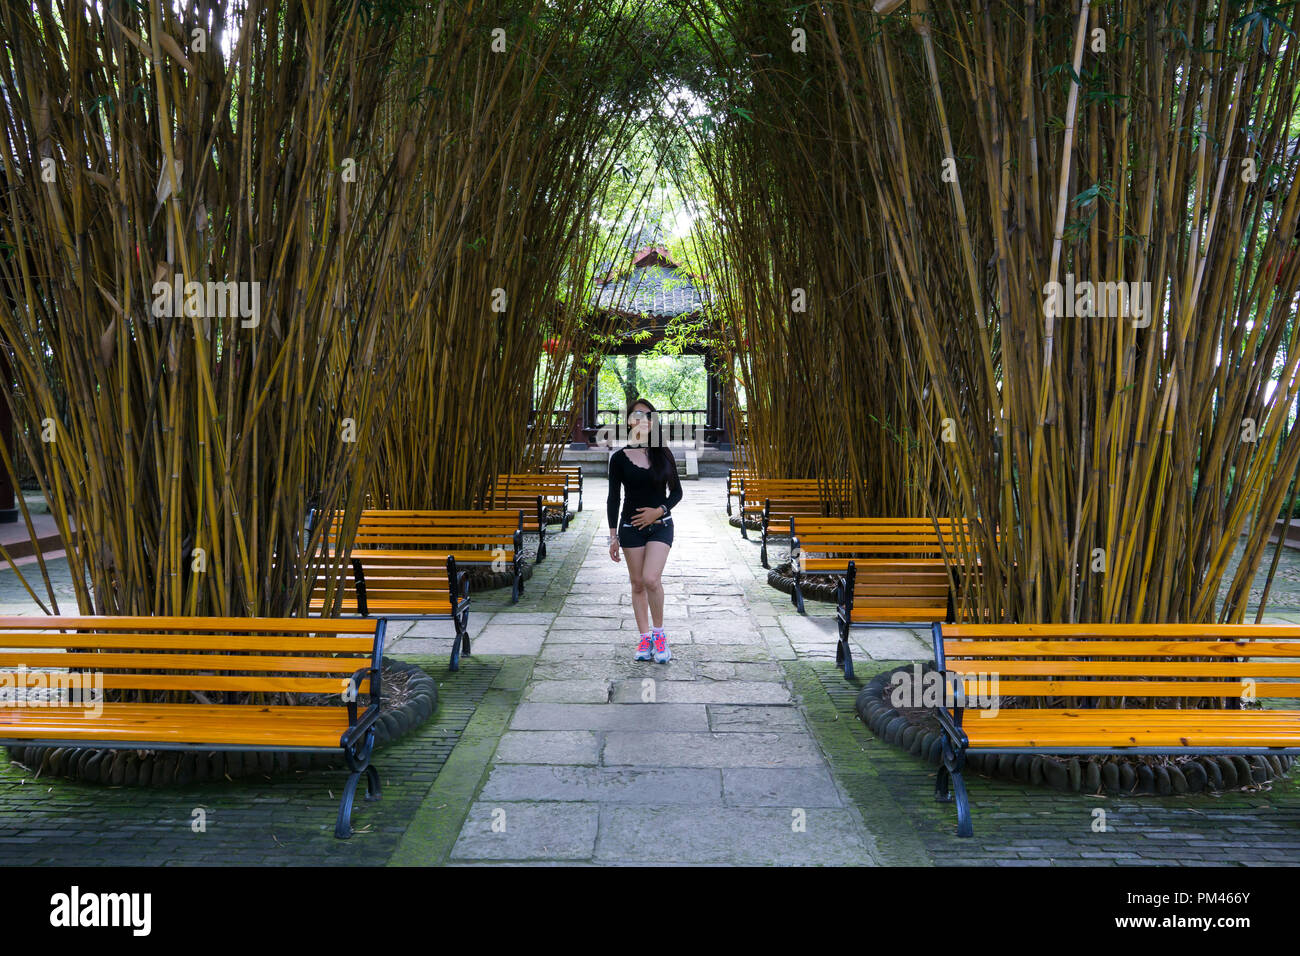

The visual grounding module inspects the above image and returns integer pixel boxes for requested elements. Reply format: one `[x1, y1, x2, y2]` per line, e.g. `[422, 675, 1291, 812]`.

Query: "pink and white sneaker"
[652, 628, 671, 664]
[635, 633, 654, 661]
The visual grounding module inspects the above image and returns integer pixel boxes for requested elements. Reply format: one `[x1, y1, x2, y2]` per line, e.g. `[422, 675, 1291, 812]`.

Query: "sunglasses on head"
[628, 410, 651, 419]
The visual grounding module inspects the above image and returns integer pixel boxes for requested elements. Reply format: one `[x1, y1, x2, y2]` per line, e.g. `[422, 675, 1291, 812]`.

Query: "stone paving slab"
[471, 625, 548, 655]
[707, 704, 807, 732]
[450, 801, 599, 861]
[530, 660, 697, 682]
[510, 702, 711, 732]
[523, 679, 612, 703]
[722, 767, 844, 808]
[608, 678, 791, 704]
[494, 731, 602, 765]
[593, 807, 875, 865]
[853, 627, 933, 661]
[479, 765, 723, 805]
[601, 731, 825, 768]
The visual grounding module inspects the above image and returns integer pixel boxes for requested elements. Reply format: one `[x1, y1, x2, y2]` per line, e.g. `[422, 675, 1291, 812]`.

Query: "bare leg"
[622, 546, 650, 634]
[640, 541, 671, 630]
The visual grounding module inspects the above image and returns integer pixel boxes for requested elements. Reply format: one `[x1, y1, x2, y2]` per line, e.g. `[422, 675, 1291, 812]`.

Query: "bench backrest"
[494, 474, 567, 499]
[793, 517, 980, 558]
[478, 491, 546, 524]
[741, 479, 851, 511]
[351, 510, 521, 551]
[727, 469, 761, 495]
[540, 466, 582, 492]
[763, 497, 851, 522]
[322, 510, 522, 551]
[313, 552, 465, 615]
[936, 622, 1300, 703]
[0, 616, 382, 701]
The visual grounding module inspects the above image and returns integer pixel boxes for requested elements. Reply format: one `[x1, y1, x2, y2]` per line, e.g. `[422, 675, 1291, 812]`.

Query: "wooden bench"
[494, 474, 570, 530]
[738, 479, 849, 544]
[759, 489, 855, 568]
[926, 622, 1300, 836]
[0, 615, 388, 838]
[344, 509, 525, 603]
[541, 466, 584, 513]
[309, 549, 471, 670]
[790, 518, 980, 678]
[726, 468, 760, 516]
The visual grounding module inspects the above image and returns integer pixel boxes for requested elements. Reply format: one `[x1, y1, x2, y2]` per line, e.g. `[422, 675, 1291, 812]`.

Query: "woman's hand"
[608, 536, 621, 562]
[630, 506, 664, 529]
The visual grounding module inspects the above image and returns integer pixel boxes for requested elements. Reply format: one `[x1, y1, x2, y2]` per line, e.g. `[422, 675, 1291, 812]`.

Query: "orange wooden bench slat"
[944, 640, 1300, 657]
[0, 651, 367, 673]
[84, 673, 369, 693]
[0, 633, 380, 652]
[945, 658, 1300, 677]
[0, 705, 352, 748]
[0, 616, 377, 634]
[942, 623, 1300, 638]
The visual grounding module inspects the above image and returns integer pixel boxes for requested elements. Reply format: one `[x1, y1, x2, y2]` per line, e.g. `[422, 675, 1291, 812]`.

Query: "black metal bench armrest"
[931, 693, 969, 750]
[341, 665, 382, 747]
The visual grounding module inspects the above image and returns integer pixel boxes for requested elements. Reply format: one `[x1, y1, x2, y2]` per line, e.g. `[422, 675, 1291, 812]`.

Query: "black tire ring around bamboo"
[5, 657, 438, 786]
[767, 561, 839, 603]
[728, 514, 762, 531]
[855, 664, 1296, 795]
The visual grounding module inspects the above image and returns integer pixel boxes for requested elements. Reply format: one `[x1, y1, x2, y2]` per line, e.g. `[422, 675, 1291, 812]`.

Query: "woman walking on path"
[607, 398, 683, 663]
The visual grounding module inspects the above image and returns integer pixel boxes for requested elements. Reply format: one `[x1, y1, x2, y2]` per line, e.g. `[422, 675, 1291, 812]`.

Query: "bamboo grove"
[0, 0, 672, 616]
[686, 1, 1300, 625]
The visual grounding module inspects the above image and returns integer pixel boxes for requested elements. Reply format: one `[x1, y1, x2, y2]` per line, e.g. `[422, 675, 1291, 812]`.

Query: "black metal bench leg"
[935, 763, 952, 802]
[938, 737, 973, 837]
[336, 730, 377, 839]
[336, 769, 365, 838]
[793, 578, 805, 614]
[952, 769, 973, 838]
[760, 537, 769, 568]
[450, 627, 463, 671]
[449, 609, 471, 672]
[511, 568, 520, 604]
[836, 620, 854, 679]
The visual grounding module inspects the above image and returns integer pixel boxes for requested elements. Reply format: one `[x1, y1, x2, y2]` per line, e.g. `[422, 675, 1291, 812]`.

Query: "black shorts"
[618, 517, 674, 549]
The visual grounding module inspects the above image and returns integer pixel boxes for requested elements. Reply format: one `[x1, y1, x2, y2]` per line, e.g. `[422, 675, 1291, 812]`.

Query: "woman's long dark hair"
[627, 397, 678, 485]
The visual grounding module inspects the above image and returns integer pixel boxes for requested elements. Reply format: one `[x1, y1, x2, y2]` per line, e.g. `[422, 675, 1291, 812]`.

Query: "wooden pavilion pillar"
[570, 381, 596, 449]
[705, 349, 730, 450]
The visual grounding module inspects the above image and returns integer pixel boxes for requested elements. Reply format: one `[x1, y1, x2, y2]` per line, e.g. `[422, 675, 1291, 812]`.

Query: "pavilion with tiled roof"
[568, 240, 730, 448]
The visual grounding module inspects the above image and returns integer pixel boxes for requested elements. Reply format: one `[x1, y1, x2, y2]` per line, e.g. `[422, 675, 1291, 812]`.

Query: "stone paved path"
[439, 480, 883, 865]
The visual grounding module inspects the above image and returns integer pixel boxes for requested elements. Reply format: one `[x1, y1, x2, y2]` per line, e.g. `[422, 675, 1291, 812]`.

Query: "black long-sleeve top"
[606, 447, 684, 529]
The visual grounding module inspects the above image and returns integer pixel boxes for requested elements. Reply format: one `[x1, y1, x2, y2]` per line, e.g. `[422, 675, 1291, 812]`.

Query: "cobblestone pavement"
[3, 478, 1300, 865]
